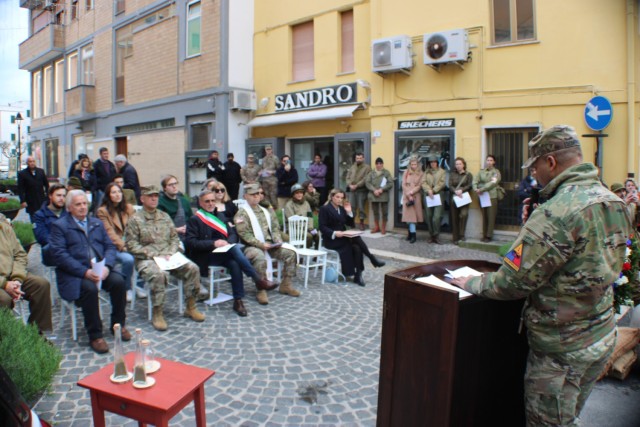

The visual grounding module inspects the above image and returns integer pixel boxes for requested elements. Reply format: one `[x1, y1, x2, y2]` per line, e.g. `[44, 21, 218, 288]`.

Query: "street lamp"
[15, 112, 23, 170]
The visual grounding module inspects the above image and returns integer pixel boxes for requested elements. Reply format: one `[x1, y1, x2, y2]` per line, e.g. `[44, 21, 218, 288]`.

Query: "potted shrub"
[12, 221, 36, 252]
[0, 178, 18, 195]
[0, 309, 62, 405]
[0, 197, 21, 220]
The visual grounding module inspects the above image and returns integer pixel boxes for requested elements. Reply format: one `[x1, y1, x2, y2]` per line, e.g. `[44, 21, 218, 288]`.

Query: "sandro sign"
[275, 83, 357, 112]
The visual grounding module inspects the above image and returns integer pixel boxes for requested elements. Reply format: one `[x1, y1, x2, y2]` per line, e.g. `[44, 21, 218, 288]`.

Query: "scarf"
[241, 203, 276, 279]
[195, 209, 228, 237]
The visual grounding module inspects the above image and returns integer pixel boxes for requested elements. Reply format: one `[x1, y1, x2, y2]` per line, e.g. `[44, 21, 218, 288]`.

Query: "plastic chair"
[287, 216, 327, 288]
[281, 208, 287, 233]
[13, 299, 28, 324]
[318, 234, 347, 284]
[205, 266, 232, 306]
[59, 292, 111, 341]
[44, 266, 57, 306]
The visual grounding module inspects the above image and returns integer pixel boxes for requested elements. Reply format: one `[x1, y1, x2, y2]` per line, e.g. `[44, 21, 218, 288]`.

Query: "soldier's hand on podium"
[451, 276, 474, 291]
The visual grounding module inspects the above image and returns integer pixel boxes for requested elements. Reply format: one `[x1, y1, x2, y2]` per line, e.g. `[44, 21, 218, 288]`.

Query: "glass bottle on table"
[132, 328, 147, 386]
[112, 323, 130, 381]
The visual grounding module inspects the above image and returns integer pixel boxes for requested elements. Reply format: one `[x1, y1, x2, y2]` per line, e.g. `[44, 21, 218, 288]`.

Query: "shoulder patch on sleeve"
[235, 218, 244, 224]
[503, 243, 523, 271]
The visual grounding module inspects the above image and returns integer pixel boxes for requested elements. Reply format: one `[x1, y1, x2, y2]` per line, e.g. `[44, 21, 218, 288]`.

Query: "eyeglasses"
[166, 182, 178, 187]
[202, 199, 216, 203]
[214, 188, 226, 193]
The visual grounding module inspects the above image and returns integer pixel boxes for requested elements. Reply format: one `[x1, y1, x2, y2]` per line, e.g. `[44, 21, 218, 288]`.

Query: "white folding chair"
[288, 216, 327, 288]
[205, 265, 232, 306]
[318, 234, 347, 284]
[281, 208, 287, 233]
[59, 292, 111, 341]
[13, 299, 28, 324]
[44, 266, 57, 306]
[232, 199, 247, 209]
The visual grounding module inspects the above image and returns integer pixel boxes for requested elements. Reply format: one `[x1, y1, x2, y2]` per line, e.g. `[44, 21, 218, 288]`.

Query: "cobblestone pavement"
[15, 211, 639, 426]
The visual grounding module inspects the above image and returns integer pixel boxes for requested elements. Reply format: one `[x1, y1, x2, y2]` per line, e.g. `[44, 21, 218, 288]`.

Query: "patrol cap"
[291, 183, 304, 194]
[375, 157, 384, 164]
[522, 125, 581, 169]
[141, 185, 160, 196]
[247, 154, 255, 159]
[428, 156, 438, 163]
[67, 176, 82, 189]
[244, 183, 261, 195]
[610, 182, 625, 193]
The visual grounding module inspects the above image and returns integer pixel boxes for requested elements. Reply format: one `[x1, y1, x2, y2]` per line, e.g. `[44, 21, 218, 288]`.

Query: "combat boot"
[279, 277, 301, 297]
[184, 297, 205, 322]
[256, 290, 269, 305]
[371, 220, 380, 233]
[152, 306, 167, 331]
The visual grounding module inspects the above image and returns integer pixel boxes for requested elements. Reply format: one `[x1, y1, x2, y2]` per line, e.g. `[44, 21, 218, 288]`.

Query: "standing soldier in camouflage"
[473, 154, 501, 242]
[259, 146, 279, 208]
[454, 125, 633, 427]
[421, 156, 446, 244]
[234, 184, 299, 305]
[345, 152, 371, 230]
[241, 154, 261, 187]
[125, 185, 205, 331]
[365, 157, 394, 235]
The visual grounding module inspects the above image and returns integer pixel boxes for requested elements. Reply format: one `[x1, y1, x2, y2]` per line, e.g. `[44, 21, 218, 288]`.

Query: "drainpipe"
[627, 0, 636, 178]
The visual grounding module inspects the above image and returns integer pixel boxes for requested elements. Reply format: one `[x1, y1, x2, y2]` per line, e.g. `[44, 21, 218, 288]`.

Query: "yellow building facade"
[251, 0, 639, 235]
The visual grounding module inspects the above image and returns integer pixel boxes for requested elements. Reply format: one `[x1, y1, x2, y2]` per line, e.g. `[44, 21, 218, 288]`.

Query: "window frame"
[490, 0, 536, 46]
[33, 71, 42, 119]
[54, 59, 64, 113]
[340, 10, 354, 74]
[186, 0, 202, 58]
[67, 52, 78, 89]
[81, 44, 94, 85]
[292, 20, 314, 82]
[43, 65, 53, 116]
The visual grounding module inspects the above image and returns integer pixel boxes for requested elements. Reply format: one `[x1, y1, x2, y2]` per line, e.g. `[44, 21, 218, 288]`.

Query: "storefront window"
[45, 139, 59, 177]
[337, 139, 365, 190]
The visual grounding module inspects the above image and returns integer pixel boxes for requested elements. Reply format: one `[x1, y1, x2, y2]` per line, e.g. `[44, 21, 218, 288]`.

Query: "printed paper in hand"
[341, 230, 364, 237]
[454, 192, 472, 207]
[91, 258, 106, 290]
[478, 192, 492, 208]
[444, 266, 483, 280]
[415, 275, 473, 300]
[212, 243, 236, 253]
[154, 252, 191, 271]
[425, 194, 442, 208]
[380, 177, 387, 188]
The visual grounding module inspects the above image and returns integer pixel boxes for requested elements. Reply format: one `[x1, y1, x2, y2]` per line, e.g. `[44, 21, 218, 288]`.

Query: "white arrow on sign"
[586, 102, 611, 121]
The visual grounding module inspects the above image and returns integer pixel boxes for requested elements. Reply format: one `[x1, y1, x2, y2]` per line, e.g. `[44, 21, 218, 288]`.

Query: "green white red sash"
[196, 209, 228, 237]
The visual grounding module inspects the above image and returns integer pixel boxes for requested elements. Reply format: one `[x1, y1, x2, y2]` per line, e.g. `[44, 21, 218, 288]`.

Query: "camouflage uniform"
[365, 168, 394, 223]
[125, 208, 200, 308]
[465, 126, 633, 426]
[472, 166, 501, 239]
[241, 162, 261, 186]
[259, 154, 279, 208]
[284, 197, 318, 249]
[345, 162, 372, 223]
[234, 204, 297, 280]
[421, 165, 446, 239]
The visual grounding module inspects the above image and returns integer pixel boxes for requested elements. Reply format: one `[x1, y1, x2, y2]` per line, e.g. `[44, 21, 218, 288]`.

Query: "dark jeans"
[76, 272, 126, 341]
[209, 245, 258, 299]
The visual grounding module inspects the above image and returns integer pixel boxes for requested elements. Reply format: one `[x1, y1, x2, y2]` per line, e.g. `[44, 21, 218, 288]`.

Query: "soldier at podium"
[454, 125, 633, 426]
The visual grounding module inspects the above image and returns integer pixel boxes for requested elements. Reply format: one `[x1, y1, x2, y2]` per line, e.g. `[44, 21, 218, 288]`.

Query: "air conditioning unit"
[371, 35, 413, 74]
[423, 29, 469, 66]
[230, 90, 257, 111]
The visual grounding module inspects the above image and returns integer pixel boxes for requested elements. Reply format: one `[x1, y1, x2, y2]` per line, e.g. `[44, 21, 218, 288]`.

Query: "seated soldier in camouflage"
[125, 185, 205, 331]
[234, 184, 300, 305]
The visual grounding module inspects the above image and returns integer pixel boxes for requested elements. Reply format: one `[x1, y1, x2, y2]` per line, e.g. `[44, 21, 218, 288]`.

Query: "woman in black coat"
[318, 188, 385, 287]
[185, 186, 275, 317]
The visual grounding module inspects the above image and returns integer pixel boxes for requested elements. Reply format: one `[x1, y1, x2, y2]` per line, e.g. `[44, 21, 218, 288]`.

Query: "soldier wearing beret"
[234, 183, 299, 305]
[125, 185, 205, 331]
[454, 125, 633, 426]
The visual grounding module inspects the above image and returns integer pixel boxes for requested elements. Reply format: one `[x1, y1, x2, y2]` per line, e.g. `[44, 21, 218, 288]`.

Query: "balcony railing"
[19, 23, 65, 71]
[65, 85, 96, 119]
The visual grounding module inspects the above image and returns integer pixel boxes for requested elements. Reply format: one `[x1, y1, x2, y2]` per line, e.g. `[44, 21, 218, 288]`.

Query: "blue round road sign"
[584, 96, 613, 131]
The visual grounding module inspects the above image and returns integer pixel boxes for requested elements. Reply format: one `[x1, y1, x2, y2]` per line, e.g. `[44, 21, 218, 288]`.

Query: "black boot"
[354, 271, 366, 287]
[409, 232, 416, 244]
[406, 229, 411, 241]
[369, 254, 386, 268]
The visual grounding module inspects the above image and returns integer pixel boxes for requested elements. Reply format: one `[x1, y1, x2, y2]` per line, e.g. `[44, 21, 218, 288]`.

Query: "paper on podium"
[425, 194, 442, 208]
[444, 266, 484, 280]
[453, 192, 472, 207]
[478, 192, 492, 208]
[213, 243, 236, 253]
[415, 275, 473, 300]
[154, 252, 191, 271]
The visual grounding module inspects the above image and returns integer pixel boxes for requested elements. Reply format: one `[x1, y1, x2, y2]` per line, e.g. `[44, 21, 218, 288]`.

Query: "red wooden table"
[78, 352, 215, 427]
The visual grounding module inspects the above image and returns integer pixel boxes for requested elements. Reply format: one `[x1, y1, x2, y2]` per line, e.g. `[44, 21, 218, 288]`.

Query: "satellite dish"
[425, 34, 448, 60]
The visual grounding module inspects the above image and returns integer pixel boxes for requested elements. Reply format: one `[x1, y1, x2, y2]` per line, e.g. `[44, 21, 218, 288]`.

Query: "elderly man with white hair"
[49, 190, 129, 354]
[114, 154, 141, 202]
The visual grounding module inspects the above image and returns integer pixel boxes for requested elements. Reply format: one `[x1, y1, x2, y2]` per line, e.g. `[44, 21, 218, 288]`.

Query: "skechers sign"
[398, 119, 455, 129]
[275, 83, 357, 112]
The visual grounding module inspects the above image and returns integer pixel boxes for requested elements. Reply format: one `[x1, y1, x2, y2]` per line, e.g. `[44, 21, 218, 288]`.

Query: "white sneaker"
[126, 290, 133, 302]
[135, 287, 148, 299]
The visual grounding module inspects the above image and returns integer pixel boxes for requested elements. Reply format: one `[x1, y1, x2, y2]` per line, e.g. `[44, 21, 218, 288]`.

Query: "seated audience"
[284, 184, 318, 249]
[49, 190, 129, 353]
[33, 183, 67, 266]
[302, 180, 320, 212]
[158, 174, 193, 243]
[0, 213, 52, 334]
[185, 189, 276, 317]
[113, 174, 137, 206]
[125, 186, 204, 331]
[318, 189, 385, 287]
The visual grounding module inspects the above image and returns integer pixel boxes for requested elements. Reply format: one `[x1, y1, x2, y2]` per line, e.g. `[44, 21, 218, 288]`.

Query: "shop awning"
[247, 104, 359, 127]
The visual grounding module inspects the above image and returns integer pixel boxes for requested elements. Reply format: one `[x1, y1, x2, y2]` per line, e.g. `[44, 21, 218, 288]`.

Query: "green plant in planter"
[0, 197, 21, 212]
[12, 221, 36, 247]
[0, 178, 17, 186]
[0, 309, 62, 403]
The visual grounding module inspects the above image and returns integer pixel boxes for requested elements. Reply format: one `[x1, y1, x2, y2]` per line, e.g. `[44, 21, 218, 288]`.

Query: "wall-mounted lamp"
[357, 80, 371, 105]
[259, 97, 270, 109]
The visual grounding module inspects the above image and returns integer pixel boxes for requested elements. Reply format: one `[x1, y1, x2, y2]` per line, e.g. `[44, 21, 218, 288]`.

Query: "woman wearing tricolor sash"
[185, 186, 277, 317]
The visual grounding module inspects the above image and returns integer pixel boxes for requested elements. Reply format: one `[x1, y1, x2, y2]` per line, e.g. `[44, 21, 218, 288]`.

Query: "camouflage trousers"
[425, 204, 443, 237]
[348, 190, 368, 222]
[524, 329, 616, 426]
[261, 177, 278, 209]
[243, 246, 297, 280]
[135, 259, 201, 308]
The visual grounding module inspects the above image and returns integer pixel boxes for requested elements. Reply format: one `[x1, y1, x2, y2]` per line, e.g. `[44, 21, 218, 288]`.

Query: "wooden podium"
[377, 260, 528, 427]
